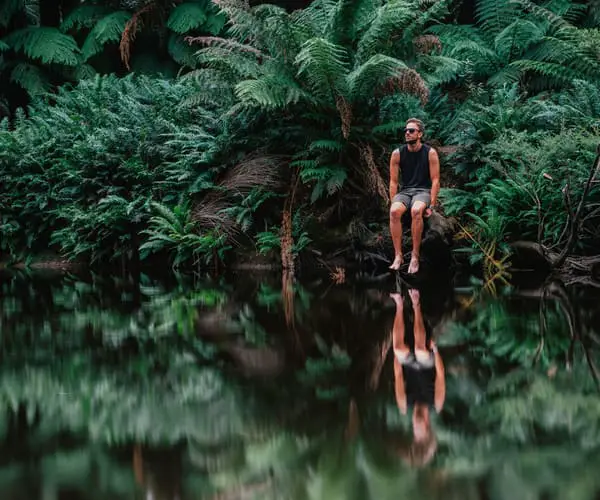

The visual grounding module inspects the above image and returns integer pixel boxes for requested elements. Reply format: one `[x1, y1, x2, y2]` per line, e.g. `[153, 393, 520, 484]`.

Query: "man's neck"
[407, 141, 422, 152]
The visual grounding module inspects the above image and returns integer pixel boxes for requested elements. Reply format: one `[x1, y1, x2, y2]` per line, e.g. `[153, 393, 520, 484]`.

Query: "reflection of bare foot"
[409, 289, 420, 304]
[408, 257, 420, 274]
[390, 292, 403, 305]
[389, 254, 403, 270]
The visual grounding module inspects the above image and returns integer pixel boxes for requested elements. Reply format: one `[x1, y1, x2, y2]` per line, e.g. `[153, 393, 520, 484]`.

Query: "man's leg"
[408, 201, 427, 274]
[389, 198, 408, 270]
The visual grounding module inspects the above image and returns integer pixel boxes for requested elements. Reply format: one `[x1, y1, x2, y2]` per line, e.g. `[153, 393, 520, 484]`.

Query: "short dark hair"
[406, 118, 424, 132]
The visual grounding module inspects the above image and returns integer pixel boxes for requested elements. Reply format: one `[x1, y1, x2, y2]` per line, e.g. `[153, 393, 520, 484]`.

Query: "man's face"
[405, 122, 422, 144]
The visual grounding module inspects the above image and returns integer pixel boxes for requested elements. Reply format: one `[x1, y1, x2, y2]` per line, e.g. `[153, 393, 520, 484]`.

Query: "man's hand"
[425, 206, 435, 218]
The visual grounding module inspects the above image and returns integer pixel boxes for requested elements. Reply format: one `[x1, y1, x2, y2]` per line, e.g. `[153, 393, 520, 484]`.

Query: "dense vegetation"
[1, 0, 600, 280]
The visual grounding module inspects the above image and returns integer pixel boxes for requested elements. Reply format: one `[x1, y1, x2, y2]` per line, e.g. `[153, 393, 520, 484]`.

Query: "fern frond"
[82, 11, 131, 61]
[235, 71, 309, 108]
[494, 19, 544, 60]
[346, 54, 407, 100]
[168, 34, 197, 68]
[167, 2, 207, 34]
[308, 139, 344, 152]
[0, 40, 9, 52]
[512, 59, 592, 84]
[195, 45, 262, 79]
[10, 63, 52, 95]
[326, 0, 378, 44]
[476, 0, 520, 36]
[60, 5, 111, 32]
[295, 37, 349, 99]
[355, 1, 417, 63]
[5, 27, 81, 66]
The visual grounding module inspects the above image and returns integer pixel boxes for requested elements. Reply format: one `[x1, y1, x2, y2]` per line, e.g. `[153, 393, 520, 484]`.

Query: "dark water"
[0, 268, 599, 500]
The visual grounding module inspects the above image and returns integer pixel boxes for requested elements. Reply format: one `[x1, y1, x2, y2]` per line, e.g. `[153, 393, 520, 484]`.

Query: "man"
[388, 118, 440, 274]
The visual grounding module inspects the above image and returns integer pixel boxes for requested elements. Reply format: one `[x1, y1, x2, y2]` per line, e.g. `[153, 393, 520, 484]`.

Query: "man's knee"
[390, 202, 407, 219]
[411, 204, 426, 218]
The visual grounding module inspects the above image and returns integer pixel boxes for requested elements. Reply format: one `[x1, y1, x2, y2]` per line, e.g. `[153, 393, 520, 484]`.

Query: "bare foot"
[389, 254, 403, 270]
[407, 257, 420, 274]
[408, 288, 420, 304]
[390, 292, 403, 305]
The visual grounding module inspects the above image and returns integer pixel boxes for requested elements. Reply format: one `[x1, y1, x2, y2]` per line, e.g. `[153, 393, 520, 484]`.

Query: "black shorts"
[392, 188, 431, 209]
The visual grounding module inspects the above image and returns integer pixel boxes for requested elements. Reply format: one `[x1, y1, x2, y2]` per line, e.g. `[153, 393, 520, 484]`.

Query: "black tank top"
[400, 144, 432, 189]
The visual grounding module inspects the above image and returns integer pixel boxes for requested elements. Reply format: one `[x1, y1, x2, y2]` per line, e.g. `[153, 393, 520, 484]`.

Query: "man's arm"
[428, 148, 440, 208]
[389, 149, 400, 202]
[394, 358, 407, 414]
[432, 342, 446, 413]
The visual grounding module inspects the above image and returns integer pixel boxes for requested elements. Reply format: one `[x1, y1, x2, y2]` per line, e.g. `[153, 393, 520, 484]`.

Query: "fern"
[5, 27, 81, 66]
[355, 1, 417, 63]
[82, 11, 131, 61]
[476, 0, 520, 36]
[60, 5, 111, 32]
[167, 3, 207, 34]
[10, 62, 52, 95]
[295, 37, 349, 99]
[346, 54, 406, 99]
[167, 34, 197, 68]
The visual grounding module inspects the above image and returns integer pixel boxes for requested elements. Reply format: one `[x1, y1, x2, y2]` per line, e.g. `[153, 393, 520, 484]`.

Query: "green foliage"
[0, 74, 227, 264]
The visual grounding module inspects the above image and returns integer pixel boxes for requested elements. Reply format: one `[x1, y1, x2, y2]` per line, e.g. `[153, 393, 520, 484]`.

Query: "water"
[0, 269, 599, 500]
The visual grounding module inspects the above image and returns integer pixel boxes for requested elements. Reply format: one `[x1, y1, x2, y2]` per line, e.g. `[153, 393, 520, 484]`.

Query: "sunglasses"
[404, 128, 419, 134]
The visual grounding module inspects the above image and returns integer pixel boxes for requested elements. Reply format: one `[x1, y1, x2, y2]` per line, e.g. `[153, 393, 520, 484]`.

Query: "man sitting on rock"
[388, 118, 440, 274]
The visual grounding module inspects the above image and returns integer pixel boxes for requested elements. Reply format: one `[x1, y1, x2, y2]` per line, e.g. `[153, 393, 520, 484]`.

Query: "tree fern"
[476, 0, 520, 36]
[60, 4, 111, 32]
[167, 34, 197, 68]
[355, 0, 417, 63]
[295, 37, 349, 99]
[494, 19, 543, 60]
[235, 72, 307, 108]
[82, 11, 131, 61]
[10, 62, 52, 95]
[167, 2, 207, 34]
[5, 27, 81, 66]
[346, 54, 406, 100]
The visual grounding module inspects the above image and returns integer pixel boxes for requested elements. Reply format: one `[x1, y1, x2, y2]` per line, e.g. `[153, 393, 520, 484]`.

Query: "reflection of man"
[388, 118, 440, 274]
[390, 288, 445, 467]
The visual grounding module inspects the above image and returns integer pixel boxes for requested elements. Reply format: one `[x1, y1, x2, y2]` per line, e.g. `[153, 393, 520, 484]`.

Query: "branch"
[552, 144, 600, 268]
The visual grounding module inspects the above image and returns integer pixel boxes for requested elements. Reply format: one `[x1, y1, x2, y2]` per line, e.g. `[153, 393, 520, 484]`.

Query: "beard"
[406, 138, 418, 145]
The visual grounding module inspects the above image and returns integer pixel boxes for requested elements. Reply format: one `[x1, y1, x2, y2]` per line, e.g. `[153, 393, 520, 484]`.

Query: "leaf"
[167, 34, 197, 67]
[10, 63, 52, 96]
[5, 27, 81, 66]
[167, 3, 208, 34]
[60, 5, 111, 32]
[82, 11, 131, 61]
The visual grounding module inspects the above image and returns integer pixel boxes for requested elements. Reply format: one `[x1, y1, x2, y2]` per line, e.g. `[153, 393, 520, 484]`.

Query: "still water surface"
[0, 269, 599, 499]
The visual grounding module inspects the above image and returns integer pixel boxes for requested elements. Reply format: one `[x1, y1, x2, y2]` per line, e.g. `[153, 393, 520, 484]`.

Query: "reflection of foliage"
[297, 335, 351, 401]
[0, 271, 599, 499]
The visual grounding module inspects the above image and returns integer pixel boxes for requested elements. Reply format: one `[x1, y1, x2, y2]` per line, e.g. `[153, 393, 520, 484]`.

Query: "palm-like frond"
[494, 19, 544, 60]
[476, 0, 520, 36]
[295, 37, 349, 99]
[168, 34, 197, 68]
[10, 62, 52, 95]
[82, 11, 131, 61]
[5, 27, 81, 66]
[235, 71, 309, 108]
[167, 2, 207, 34]
[355, 0, 417, 63]
[60, 4, 111, 32]
[346, 54, 406, 99]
